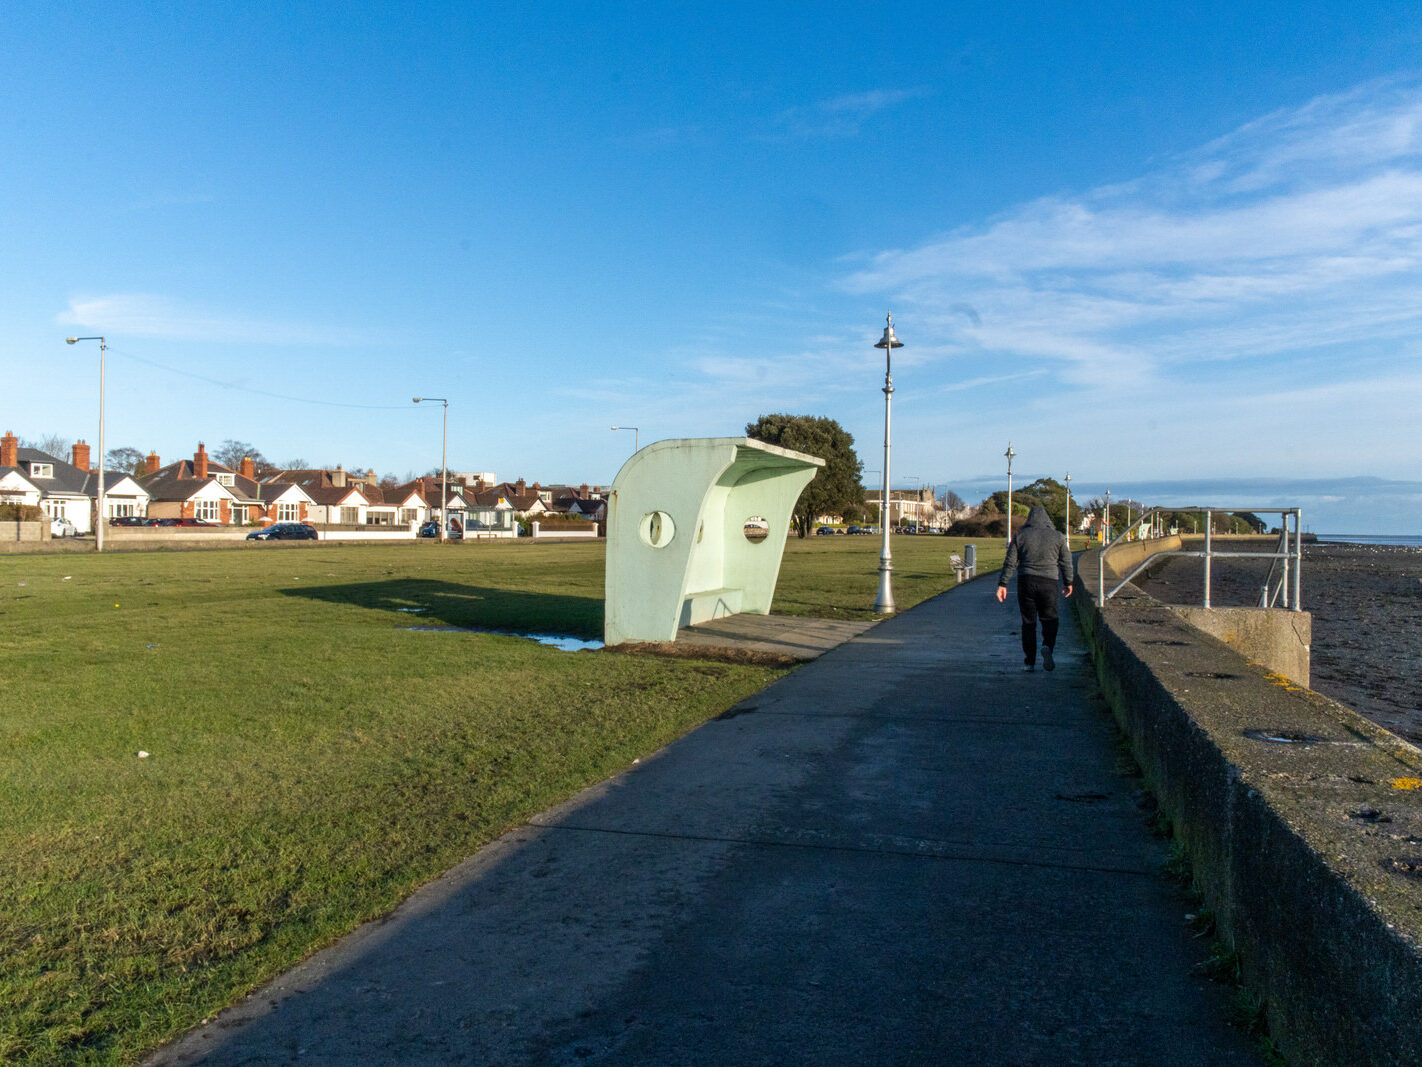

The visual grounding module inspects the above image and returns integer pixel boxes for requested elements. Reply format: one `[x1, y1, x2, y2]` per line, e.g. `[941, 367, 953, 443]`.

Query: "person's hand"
[996, 585, 1007, 603]
[1063, 584, 1073, 598]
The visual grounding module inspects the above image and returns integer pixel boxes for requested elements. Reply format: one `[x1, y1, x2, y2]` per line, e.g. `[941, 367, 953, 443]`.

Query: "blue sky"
[5, 2, 1422, 530]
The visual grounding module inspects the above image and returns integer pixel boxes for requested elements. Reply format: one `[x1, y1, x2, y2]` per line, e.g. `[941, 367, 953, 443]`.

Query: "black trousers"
[1016, 574, 1060, 663]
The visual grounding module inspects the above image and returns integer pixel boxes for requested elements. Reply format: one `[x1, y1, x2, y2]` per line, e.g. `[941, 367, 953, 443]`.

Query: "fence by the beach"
[1098, 506, 1303, 609]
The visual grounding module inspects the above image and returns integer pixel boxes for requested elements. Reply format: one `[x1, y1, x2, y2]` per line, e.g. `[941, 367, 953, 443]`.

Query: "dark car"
[418, 519, 463, 540]
[156, 517, 216, 527]
[109, 516, 155, 527]
[816, 526, 837, 536]
[247, 522, 318, 541]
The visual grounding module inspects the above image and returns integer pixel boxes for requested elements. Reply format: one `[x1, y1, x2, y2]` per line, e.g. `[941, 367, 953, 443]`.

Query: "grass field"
[0, 534, 994, 1064]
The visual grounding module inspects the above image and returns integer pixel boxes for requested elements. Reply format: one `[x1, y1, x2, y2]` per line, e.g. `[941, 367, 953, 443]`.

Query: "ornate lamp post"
[873, 313, 902, 614]
[66, 336, 106, 552]
[1064, 472, 1071, 543]
[413, 397, 449, 543]
[1004, 442, 1016, 555]
[1104, 488, 1112, 544]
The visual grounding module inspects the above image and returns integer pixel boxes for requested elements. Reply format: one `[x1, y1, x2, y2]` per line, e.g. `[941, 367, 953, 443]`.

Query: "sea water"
[1315, 534, 1422, 547]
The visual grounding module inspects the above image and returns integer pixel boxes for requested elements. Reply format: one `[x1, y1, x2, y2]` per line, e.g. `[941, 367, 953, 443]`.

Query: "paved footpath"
[151, 582, 1261, 1066]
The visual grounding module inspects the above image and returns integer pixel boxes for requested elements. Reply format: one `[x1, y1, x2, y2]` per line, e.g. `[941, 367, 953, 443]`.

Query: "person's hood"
[1023, 504, 1052, 527]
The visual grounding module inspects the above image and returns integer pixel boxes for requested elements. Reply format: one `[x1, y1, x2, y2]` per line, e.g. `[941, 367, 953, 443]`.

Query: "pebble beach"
[1132, 541, 1422, 746]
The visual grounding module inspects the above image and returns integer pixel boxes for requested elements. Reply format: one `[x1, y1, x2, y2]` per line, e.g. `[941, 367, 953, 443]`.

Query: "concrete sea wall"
[1077, 546, 1422, 1064]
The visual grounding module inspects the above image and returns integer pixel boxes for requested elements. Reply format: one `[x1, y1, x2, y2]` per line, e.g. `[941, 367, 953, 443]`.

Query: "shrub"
[0, 503, 46, 522]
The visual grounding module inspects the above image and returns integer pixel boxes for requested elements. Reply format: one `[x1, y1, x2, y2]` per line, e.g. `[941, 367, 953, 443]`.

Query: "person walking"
[996, 504, 1074, 671]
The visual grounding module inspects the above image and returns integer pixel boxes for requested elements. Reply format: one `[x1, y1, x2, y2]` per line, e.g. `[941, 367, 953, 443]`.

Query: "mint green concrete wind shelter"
[604, 437, 824, 646]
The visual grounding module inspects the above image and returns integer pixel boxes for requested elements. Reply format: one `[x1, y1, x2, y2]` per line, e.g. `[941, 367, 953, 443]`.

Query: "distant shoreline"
[1314, 533, 1422, 548]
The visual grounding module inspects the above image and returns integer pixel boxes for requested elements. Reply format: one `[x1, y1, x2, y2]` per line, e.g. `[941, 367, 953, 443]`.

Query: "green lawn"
[0, 535, 988, 1064]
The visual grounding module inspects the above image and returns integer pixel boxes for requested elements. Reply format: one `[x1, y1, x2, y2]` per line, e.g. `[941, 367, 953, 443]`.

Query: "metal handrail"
[1097, 506, 1303, 610]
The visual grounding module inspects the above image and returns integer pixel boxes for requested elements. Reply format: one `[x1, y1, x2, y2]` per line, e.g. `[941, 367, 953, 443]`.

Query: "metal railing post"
[1280, 522, 1291, 609]
[1203, 511, 1213, 609]
[1098, 542, 1105, 607]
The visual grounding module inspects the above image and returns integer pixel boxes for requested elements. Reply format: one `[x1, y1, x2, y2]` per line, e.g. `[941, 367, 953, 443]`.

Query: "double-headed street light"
[413, 397, 449, 543]
[66, 335, 106, 552]
[874, 313, 902, 614]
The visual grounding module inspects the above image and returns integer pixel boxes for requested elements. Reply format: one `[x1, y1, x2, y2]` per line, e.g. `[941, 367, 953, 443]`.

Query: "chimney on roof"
[579, 483, 589, 497]
[1, 431, 16, 468]
[240, 455, 256, 480]
[516, 478, 526, 492]
[145, 451, 160, 475]
[333, 465, 346, 488]
[71, 440, 91, 472]
[194, 442, 209, 480]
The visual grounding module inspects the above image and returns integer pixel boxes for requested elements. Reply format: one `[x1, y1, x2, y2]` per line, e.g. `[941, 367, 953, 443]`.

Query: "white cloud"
[57, 294, 371, 346]
[841, 75, 1422, 409]
[766, 87, 927, 140]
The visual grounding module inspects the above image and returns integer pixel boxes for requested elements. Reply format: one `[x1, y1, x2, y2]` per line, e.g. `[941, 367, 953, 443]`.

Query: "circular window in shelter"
[743, 516, 770, 544]
[639, 510, 676, 548]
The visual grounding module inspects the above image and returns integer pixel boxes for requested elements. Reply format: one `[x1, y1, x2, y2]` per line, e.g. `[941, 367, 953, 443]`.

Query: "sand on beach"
[1128, 542, 1422, 745]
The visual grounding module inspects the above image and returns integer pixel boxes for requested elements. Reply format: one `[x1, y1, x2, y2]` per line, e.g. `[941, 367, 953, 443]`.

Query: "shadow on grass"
[280, 578, 604, 638]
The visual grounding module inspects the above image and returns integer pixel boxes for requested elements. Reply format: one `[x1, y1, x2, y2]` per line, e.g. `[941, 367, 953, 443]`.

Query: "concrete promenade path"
[151, 581, 1261, 1066]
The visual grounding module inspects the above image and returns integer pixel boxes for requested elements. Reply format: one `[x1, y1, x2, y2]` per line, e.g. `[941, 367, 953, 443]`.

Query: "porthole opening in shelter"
[743, 516, 770, 544]
[639, 510, 676, 548]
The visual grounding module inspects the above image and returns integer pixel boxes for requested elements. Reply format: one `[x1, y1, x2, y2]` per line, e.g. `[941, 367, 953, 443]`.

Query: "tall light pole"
[66, 336, 106, 552]
[413, 397, 448, 543]
[610, 426, 639, 454]
[874, 313, 902, 614]
[1004, 442, 1016, 555]
[1104, 489, 1112, 544]
[1064, 472, 1071, 544]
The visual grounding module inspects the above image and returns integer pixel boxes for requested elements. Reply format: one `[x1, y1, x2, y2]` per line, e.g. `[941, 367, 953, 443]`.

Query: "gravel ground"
[1130, 542, 1422, 745]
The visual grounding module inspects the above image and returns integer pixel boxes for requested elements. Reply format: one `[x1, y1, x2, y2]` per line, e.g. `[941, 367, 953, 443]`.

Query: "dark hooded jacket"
[999, 504, 1073, 586]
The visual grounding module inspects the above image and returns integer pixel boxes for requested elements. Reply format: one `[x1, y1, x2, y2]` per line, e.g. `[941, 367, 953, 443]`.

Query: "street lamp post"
[1104, 489, 1112, 544]
[1004, 443, 1016, 555]
[874, 314, 902, 614]
[65, 336, 106, 552]
[413, 397, 448, 543]
[610, 426, 639, 454]
[1064, 472, 1071, 544]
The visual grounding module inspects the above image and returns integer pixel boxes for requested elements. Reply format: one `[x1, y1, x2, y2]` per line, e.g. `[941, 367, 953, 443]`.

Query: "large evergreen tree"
[745, 414, 864, 537]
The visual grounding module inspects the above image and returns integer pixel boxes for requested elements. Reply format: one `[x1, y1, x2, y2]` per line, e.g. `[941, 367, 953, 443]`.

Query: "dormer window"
[215, 473, 235, 487]
[28, 462, 52, 478]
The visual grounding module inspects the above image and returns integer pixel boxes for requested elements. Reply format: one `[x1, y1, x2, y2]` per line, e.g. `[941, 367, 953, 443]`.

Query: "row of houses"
[0, 433, 608, 534]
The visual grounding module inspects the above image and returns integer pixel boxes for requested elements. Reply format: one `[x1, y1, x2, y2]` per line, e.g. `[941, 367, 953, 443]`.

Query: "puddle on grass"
[402, 625, 603, 651]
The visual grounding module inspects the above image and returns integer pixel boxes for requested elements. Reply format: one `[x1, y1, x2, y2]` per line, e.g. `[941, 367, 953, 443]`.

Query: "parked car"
[246, 522, 318, 541]
[155, 517, 216, 527]
[816, 526, 837, 536]
[50, 516, 77, 538]
[109, 515, 155, 526]
[418, 519, 463, 540]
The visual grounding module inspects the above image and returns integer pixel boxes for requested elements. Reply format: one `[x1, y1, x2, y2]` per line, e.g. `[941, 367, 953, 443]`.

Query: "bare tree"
[21, 433, 72, 459]
[106, 447, 147, 476]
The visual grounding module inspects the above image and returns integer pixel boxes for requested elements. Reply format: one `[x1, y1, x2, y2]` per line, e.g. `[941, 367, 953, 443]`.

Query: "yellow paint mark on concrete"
[1391, 777, 1421, 791]
[1263, 670, 1303, 692]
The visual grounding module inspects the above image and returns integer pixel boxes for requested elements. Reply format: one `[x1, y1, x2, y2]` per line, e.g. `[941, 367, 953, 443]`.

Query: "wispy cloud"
[841, 75, 1422, 399]
[57, 294, 372, 346]
[766, 87, 927, 140]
